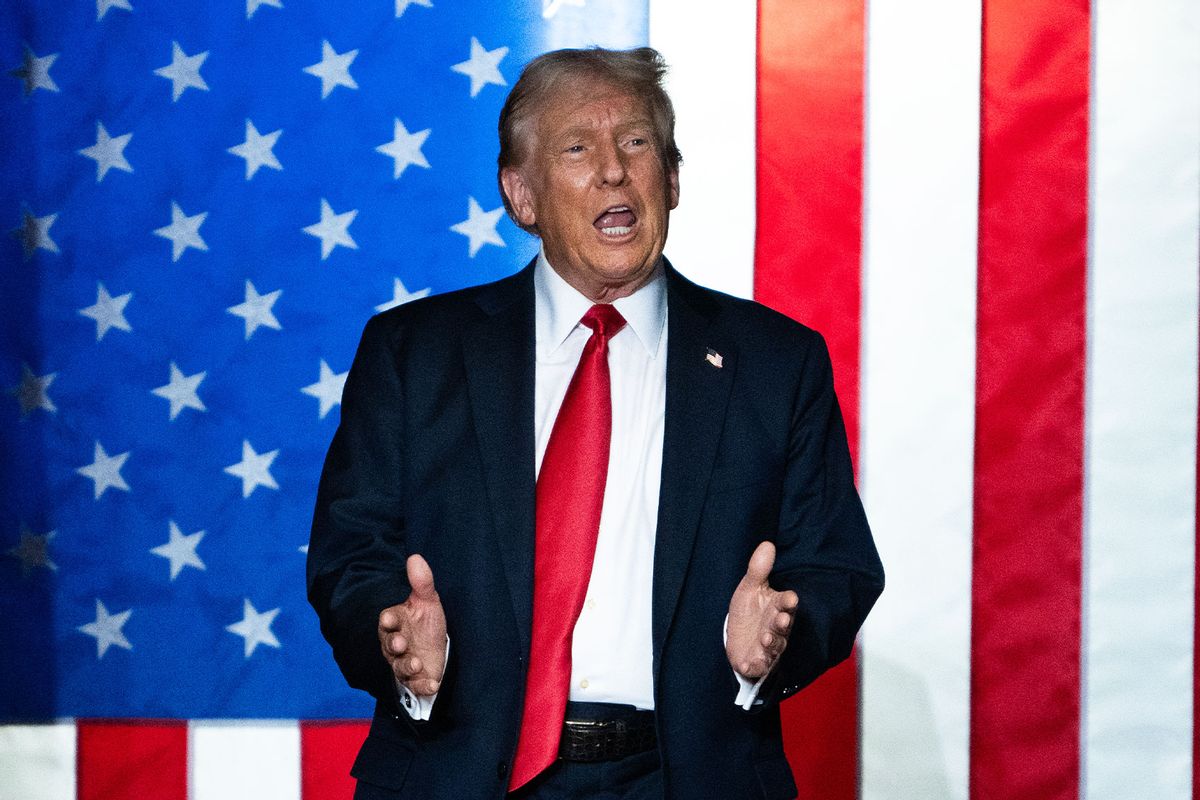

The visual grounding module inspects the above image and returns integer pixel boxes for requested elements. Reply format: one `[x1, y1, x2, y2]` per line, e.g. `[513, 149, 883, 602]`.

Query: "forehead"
[531, 78, 652, 138]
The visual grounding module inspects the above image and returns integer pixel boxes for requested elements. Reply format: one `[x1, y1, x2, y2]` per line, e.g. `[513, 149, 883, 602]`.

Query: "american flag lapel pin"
[705, 348, 723, 369]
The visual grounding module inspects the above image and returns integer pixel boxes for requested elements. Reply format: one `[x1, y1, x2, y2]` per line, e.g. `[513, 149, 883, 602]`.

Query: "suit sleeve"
[307, 314, 412, 706]
[761, 329, 884, 704]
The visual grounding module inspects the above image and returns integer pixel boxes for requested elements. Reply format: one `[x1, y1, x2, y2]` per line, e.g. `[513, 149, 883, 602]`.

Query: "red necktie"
[509, 303, 627, 791]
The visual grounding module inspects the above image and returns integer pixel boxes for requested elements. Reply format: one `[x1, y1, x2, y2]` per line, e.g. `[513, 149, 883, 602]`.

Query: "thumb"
[743, 541, 776, 586]
[406, 554, 437, 601]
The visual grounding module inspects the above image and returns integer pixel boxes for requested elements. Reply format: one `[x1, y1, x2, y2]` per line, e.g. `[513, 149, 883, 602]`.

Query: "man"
[308, 47, 882, 800]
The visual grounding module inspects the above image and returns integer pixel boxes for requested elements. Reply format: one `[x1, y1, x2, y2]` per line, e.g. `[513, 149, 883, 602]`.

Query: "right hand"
[378, 554, 447, 696]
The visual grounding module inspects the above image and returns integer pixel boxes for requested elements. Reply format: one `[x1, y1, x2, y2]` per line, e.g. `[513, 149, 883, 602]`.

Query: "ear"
[500, 167, 537, 228]
[667, 168, 680, 210]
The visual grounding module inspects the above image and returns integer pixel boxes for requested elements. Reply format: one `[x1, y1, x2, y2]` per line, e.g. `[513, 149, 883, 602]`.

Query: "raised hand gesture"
[378, 554, 447, 696]
[726, 541, 799, 680]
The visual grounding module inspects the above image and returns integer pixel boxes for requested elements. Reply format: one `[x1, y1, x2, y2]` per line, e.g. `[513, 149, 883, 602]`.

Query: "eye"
[565, 144, 586, 154]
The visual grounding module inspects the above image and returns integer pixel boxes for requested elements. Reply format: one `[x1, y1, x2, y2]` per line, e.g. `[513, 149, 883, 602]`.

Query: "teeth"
[600, 226, 633, 236]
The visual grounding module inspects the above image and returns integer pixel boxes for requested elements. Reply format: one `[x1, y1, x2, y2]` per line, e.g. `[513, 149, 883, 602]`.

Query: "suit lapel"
[462, 264, 537, 654]
[652, 266, 737, 669]
[461, 261, 734, 664]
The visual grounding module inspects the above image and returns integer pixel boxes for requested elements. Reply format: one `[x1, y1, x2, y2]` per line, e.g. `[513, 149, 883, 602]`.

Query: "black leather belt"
[558, 702, 657, 762]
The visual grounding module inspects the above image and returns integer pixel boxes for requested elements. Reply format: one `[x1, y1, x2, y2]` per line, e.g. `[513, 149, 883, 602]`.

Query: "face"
[501, 79, 680, 303]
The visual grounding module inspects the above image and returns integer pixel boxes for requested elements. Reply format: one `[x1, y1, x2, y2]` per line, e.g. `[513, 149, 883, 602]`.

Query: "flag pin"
[705, 348, 723, 369]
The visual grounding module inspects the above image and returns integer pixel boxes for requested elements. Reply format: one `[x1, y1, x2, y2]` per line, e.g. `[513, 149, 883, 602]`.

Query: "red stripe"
[300, 720, 370, 800]
[77, 720, 187, 800]
[971, 2, 1089, 797]
[755, 2, 865, 798]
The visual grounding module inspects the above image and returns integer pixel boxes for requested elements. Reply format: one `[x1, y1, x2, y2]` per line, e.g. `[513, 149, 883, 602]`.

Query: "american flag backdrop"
[1, 0, 1198, 798]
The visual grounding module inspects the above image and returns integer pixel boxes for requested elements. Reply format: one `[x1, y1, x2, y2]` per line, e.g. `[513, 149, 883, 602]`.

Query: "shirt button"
[579, 678, 589, 689]
[586, 598, 596, 610]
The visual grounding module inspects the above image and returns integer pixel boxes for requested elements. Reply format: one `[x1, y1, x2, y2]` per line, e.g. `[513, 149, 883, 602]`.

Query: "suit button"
[497, 761, 508, 779]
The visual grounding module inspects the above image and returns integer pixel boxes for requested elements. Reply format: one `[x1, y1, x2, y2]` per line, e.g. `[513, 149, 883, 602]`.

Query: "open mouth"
[594, 205, 637, 237]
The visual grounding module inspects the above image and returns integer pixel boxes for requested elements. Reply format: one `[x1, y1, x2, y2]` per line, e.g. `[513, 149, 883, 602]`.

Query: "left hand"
[726, 541, 799, 679]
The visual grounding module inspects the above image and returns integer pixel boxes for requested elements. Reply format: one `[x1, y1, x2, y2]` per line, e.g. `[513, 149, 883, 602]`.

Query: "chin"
[592, 257, 651, 283]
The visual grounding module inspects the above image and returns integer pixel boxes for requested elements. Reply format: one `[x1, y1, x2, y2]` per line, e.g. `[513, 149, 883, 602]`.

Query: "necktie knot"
[581, 303, 626, 341]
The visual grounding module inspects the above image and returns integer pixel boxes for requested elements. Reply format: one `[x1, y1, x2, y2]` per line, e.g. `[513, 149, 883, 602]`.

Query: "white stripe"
[0, 723, 76, 800]
[542, 2, 645, 51]
[648, 0, 756, 299]
[858, 3, 981, 799]
[190, 721, 301, 800]
[1082, 2, 1200, 798]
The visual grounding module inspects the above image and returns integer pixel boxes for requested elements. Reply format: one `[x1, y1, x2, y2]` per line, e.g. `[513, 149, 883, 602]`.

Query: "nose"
[595, 139, 628, 187]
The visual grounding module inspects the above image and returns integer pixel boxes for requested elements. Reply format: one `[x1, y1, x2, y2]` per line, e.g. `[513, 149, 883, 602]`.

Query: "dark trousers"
[508, 749, 664, 800]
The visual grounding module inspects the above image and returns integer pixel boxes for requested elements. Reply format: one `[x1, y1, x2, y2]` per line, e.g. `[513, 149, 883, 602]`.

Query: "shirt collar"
[534, 247, 667, 358]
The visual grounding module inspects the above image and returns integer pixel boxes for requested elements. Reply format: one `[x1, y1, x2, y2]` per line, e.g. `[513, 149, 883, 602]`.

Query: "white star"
[246, 0, 282, 19]
[10, 364, 56, 416]
[11, 46, 59, 95]
[154, 201, 208, 262]
[11, 207, 58, 261]
[226, 598, 281, 658]
[395, 0, 432, 18]
[228, 119, 282, 180]
[451, 37, 508, 98]
[303, 40, 358, 99]
[76, 441, 131, 500]
[376, 118, 431, 180]
[79, 282, 133, 341]
[7, 527, 57, 575]
[301, 359, 348, 419]
[542, 0, 585, 18]
[154, 41, 209, 102]
[151, 361, 207, 420]
[303, 198, 358, 260]
[78, 121, 133, 182]
[375, 277, 430, 313]
[78, 600, 133, 658]
[97, 0, 133, 20]
[450, 196, 505, 257]
[227, 280, 282, 339]
[224, 440, 279, 498]
[150, 520, 206, 580]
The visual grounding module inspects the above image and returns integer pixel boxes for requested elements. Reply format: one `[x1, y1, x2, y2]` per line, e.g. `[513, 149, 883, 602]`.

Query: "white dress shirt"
[534, 250, 666, 710]
[398, 251, 762, 719]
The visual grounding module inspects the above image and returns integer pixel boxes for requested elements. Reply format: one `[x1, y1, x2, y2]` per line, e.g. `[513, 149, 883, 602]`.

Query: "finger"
[408, 656, 422, 675]
[776, 590, 799, 612]
[761, 635, 785, 661]
[407, 554, 437, 601]
[743, 541, 776, 586]
[740, 657, 768, 679]
[771, 609, 794, 635]
[387, 633, 407, 656]
[379, 607, 402, 631]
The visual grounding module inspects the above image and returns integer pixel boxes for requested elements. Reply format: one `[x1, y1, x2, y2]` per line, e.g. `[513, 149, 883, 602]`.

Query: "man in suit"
[308, 47, 883, 800]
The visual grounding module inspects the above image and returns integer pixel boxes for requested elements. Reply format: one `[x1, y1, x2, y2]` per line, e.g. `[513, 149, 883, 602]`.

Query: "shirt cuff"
[723, 615, 767, 711]
[394, 635, 450, 721]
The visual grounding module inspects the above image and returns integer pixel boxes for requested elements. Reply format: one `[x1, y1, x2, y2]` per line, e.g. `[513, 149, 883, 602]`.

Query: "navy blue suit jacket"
[307, 261, 883, 800]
